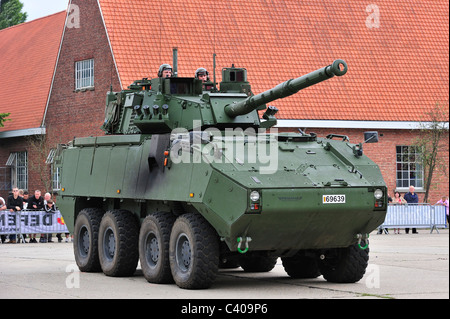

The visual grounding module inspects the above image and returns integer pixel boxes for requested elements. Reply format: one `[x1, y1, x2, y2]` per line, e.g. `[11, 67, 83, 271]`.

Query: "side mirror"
[363, 131, 379, 144]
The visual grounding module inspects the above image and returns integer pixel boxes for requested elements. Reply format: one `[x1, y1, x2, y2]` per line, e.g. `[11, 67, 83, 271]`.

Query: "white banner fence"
[0, 210, 69, 237]
[379, 204, 448, 233]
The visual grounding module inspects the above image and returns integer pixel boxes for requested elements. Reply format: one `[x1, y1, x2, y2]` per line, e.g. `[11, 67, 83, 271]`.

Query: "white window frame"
[396, 145, 424, 191]
[5, 151, 28, 190]
[46, 148, 61, 191]
[75, 58, 94, 90]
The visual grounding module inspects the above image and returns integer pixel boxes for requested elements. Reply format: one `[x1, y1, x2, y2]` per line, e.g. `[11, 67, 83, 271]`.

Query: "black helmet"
[158, 64, 172, 77]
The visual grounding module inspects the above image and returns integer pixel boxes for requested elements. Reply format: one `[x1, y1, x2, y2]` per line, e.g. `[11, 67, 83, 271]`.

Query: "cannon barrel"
[224, 59, 348, 118]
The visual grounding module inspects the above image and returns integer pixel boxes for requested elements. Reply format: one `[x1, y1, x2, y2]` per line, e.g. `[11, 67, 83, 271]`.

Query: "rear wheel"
[169, 213, 219, 289]
[239, 255, 278, 273]
[319, 242, 369, 283]
[98, 209, 139, 277]
[73, 208, 104, 272]
[282, 253, 321, 279]
[139, 212, 175, 284]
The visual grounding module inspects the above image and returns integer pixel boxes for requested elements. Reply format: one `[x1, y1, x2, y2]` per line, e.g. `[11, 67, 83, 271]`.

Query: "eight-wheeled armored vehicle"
[55, 52, 387, 289]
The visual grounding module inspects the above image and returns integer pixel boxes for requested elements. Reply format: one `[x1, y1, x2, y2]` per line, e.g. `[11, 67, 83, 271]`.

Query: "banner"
[0, 210, 69, 235]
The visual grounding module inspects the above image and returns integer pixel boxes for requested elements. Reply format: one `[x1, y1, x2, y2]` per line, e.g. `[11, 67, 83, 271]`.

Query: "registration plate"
[323, 194, 346, 204]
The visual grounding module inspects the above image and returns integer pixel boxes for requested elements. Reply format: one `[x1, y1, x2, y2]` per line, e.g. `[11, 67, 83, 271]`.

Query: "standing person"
[392, 191, 407, 234]
[18, 189, 30, 242]
[404, 185, 419, 234]
[28, 190, 45, 242]
[44, 198, 57, 242]
[435, 196, 449, 227]
[0, 196, 7, 244]
[6, 187, 24, 243]
[28, 190, 44, 210]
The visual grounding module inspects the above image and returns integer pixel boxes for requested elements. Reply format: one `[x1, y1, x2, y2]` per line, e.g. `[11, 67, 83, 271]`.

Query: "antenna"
[159, 0, 162, 63]
[212, 0, 217, 92]
[173, 47, 178, 77]
[213, 53, 217, 91]
[109, 0, 116, 93]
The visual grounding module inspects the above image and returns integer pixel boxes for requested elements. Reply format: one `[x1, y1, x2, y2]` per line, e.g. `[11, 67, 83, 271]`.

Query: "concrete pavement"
[0, 229, 448, 299]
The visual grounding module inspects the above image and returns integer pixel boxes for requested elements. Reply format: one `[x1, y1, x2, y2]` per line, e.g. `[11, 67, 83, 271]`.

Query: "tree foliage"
[412, 102, 449, 203]
[0, 112, 10, 127]
[0, 0, 27, 30]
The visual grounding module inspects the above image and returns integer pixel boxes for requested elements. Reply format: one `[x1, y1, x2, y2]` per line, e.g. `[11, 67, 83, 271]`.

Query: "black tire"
[73, 208, 104, 272]
[98, 209, 140, 277]
[319, 242, 369, 283]
[239, 255, 278, 273]
[219, 258, 240, 269]
[139, 212, 175, 284]
[282, 253, 321, 279]
[169, 213, 219, 289]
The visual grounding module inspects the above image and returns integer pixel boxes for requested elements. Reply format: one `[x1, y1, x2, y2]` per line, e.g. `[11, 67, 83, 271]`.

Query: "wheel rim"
[145, 231, 159, 269]
[78, 225, 90, 257]
[175, 233, 191, 272]
[103, 227, 116, 261]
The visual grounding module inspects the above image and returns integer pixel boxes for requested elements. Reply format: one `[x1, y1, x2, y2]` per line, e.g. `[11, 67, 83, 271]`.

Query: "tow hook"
[356, 233, 369, 250]
[237, 237, 252, 254]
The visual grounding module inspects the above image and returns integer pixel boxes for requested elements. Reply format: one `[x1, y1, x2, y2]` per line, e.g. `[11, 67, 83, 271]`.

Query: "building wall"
[0, 137, 50, 199]
[45, 0, 121, 146]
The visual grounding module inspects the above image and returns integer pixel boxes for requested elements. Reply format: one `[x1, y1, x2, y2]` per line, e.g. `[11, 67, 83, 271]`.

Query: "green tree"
[412, 102, 449, 203]
[0, 112, 10, 127]
[0, 0, 27, 30]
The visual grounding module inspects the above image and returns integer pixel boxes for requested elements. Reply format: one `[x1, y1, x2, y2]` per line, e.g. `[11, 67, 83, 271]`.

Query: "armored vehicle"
[55, 52, 387, 289]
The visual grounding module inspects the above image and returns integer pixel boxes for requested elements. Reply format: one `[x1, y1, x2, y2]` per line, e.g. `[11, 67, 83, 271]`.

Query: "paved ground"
[0, 228, 448, 300]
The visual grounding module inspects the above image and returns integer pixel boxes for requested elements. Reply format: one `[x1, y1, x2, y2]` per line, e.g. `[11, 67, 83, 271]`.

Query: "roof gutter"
[275, 120, 449, 130]
[0, 127, 46, 139]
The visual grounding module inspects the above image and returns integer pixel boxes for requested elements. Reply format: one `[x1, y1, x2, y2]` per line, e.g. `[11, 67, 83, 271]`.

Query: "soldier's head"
[195, 68, 209, 82]
[158, 64, 172, 78]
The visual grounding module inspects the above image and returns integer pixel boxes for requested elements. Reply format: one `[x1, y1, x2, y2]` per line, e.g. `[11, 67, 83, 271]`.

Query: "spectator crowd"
[1, 188, 71, 244]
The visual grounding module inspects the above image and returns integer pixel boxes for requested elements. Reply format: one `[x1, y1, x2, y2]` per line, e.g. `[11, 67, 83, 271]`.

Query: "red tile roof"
[0, 11, 66, 133]
[99, 0, 448, 122]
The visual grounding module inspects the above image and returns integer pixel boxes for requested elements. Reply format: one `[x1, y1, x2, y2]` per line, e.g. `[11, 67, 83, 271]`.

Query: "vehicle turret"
[101, 58, 348, 134]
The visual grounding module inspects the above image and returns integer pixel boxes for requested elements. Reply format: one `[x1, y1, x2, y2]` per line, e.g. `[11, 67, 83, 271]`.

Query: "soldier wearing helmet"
[158, 64, 173, 78]
[195, 68, 209, 83]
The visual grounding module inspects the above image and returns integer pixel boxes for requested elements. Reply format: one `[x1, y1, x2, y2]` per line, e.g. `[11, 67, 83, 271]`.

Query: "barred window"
[5, 151, 28, 190]
[396, 146, 423, 189]
[52, 166, 61, 191]
[75, 58, 94, 89]
[46, 149, 61, 191]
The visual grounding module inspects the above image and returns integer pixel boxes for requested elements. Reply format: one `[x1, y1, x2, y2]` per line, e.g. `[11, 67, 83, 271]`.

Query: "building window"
[75, 58, 94, 89]
[396, 146, 423, 189]
[52, 166, 61, 191]
[46, 149, 61, 191]
[5, 151, 28, 190]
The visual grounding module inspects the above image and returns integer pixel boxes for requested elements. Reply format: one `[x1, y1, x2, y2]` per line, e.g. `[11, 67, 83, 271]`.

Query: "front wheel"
[319, 242, 369, 283]
[169, 213, 219, 289]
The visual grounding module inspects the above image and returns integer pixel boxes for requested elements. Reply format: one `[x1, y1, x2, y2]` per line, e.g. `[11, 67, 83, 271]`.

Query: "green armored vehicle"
[55, 52, 387, 289]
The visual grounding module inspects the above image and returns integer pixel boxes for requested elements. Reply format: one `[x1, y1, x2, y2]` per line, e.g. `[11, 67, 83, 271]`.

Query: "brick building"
[0, 11, 66, 198]
[1, 0, 448, 202]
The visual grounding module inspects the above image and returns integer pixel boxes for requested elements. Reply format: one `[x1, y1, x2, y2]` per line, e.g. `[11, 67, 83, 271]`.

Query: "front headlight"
[250, 191, 260, 202]
[374, 189, 383, 199]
